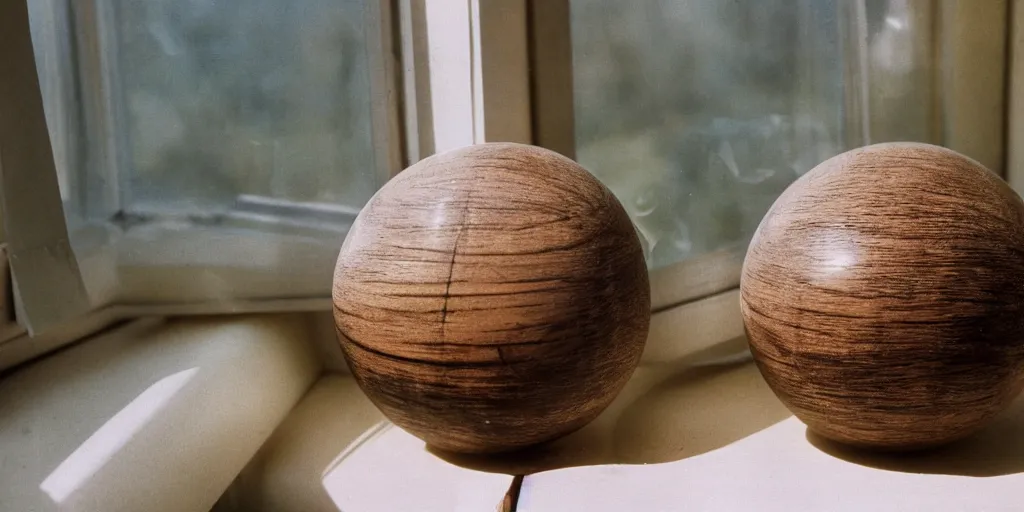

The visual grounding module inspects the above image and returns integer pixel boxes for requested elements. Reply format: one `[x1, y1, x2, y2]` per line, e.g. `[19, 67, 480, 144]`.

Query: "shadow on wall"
[429, 336, 793, 475]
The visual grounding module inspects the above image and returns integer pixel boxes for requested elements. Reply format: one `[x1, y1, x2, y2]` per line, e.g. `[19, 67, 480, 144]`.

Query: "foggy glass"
[570, 0, 935, 269]
[114, 0, 379, 216]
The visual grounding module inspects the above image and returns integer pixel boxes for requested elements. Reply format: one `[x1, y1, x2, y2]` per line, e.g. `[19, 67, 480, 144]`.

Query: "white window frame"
[74, 0, 405, 308]
[1, 0, 92, 336]
[1, 0, 1017, 370]
[402, 0, 533, 152]
[2, 0, 407, 365]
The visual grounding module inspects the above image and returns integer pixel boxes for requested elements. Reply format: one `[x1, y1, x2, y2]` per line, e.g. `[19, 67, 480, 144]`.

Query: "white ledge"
[0, 314, 320, 512]
[516, 356, 1024, 512]
[222, 374, 514, 512]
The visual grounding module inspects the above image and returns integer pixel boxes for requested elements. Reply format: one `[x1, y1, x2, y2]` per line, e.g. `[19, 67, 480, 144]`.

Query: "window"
[20, 0, 401, 328]
[114, 0, 379, 216]
[4, 0, 1012, 347]
[531, 0, 1008, 310]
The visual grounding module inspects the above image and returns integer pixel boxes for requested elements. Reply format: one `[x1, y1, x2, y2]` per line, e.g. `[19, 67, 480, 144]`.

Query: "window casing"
[1, 0, 1017, 368]
[15, 0, 404, 335]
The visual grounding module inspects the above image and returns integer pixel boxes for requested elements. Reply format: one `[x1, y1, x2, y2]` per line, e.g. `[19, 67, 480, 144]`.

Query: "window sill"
[217, 373, 515, 512]
[114, 222, 340, 304]
[223, 331, 1024, 511]
[515, 353, 1024, 511]
[0, 289, 782, 512]
[0, 314, 320, 512]
[208, 294, 747, 512]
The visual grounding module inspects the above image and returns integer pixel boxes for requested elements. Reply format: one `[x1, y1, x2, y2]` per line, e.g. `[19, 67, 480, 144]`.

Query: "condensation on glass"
[115, 0, 378, 216]
[569, 0, 938, 271]
[31, 0, 380, 223]
[23, 0, 391, 309]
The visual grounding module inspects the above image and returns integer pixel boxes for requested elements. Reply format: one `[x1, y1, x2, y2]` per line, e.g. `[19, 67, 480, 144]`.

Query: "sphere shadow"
[805, 395, 1024, 477]
[429, 336, 792, 474]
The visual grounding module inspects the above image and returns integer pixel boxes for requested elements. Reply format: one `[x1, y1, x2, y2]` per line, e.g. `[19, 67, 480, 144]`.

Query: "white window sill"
[0, 314, 320, 512]
[217, 374, 515, 512]
[513, 340, 1024, 511]
[207, 292, 747, 512]
[223, 331, 1024, 511]
[17, 294, 1013, 511]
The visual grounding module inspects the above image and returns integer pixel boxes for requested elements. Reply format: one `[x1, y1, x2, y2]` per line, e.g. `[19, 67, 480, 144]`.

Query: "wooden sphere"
[741, 142, 1024, 450]
[333, 142, 650, 454]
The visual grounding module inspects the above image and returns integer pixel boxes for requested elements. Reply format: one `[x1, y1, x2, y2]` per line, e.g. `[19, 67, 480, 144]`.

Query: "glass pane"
[570, 0, 934, 269]
[863, 0, 937, 144]
[28, 0, 77, 213]
[113, 0, 378, 216]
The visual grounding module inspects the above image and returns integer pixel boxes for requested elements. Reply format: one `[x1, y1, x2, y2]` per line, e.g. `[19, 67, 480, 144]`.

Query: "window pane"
[28, 0, 77, 212]
[570, 0, 933, 269]
[863, 0, 936, 145]
[114, 0, 378, 216]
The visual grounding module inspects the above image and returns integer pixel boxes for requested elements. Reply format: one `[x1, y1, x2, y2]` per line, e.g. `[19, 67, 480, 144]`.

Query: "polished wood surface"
[333, 142, 650, 454]
[741, 142, 1024, 450]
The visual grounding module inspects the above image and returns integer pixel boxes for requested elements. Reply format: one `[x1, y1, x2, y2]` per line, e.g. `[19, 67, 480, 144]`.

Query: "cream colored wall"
[0, 314, 320, 512]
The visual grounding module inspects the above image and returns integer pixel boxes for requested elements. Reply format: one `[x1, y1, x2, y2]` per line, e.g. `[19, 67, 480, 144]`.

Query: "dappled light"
[39, 367, 198, 503]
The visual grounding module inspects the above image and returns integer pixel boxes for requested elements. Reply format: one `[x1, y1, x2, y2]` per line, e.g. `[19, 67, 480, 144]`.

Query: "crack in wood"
[497, 475, 524, 512]
[440, 194, 472, 340]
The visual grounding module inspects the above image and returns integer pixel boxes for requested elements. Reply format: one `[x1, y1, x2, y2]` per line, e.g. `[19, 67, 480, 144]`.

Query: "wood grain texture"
[333, 142, 650, 454]
[741, 142, 1024, 450]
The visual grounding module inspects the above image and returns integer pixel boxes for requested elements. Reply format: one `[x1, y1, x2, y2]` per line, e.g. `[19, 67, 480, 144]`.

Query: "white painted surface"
[423, 0, 475, 154]
[323, 424, 513, 512]
[471, 0, 532, 144]
[225, 374, 513, 512]
[0, 315, 319, 512]
[643, 290, 746, 365]
[419, 0, 532, 155]
[519, 360, 1024, 512]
